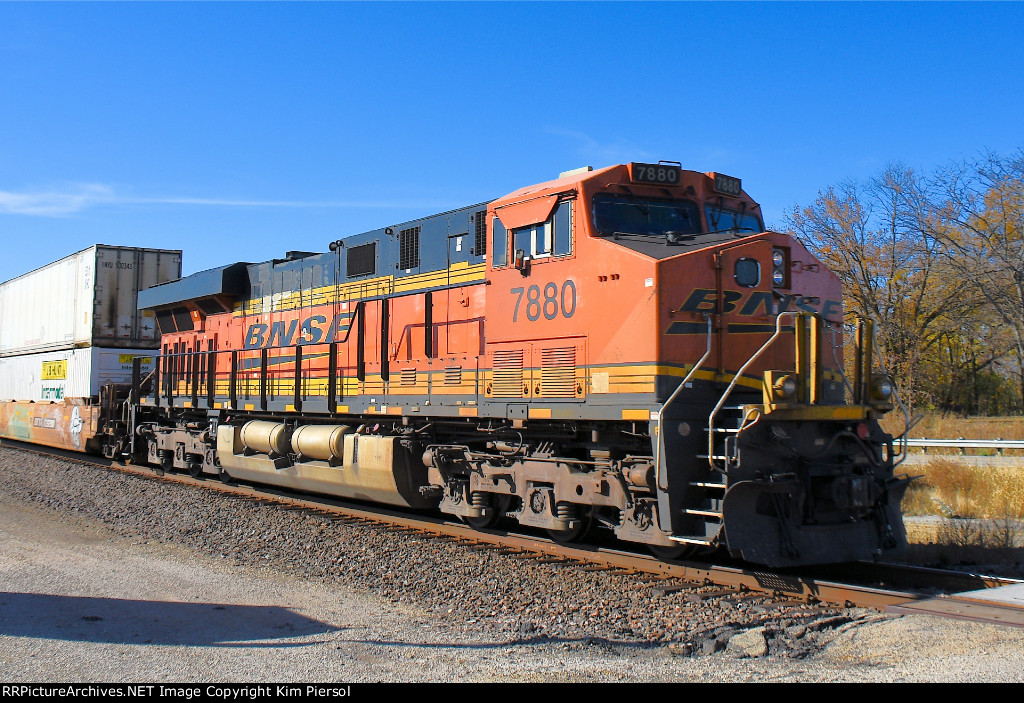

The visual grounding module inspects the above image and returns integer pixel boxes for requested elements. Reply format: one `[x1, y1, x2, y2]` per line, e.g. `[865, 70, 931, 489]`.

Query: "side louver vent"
[444, 366, 463, 386]
[540, 346, 576, 397]
[491, 349, 524, 398]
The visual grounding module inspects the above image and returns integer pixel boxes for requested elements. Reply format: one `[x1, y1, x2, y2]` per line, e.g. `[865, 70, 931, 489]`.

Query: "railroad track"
[5, 439, 1023, 629]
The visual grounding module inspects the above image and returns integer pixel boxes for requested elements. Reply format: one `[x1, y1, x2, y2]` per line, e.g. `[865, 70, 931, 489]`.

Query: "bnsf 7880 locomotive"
[9, 162, 914, 567]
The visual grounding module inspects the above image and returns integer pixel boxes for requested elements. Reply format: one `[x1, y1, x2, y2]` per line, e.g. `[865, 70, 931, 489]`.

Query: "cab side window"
[492, 217, 508, 267]
[514, 221, 551, 258]
[492, 198, 574, 268]
[510, 199, 574, 261]
[553, 198, 573, 256]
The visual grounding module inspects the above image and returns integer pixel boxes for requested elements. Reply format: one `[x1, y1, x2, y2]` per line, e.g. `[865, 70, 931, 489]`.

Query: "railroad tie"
[685, 588, 742, 603]
[652, 583, 703, 597]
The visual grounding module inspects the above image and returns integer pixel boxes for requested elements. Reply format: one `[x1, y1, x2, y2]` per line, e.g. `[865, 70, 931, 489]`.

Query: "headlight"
[871, 375, 893, 401]
[774, 374, 798, 400]
[772, 248, 788, 288]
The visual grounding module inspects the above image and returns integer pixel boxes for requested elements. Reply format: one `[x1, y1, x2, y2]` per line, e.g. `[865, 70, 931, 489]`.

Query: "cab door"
[713, 239, 776, 384]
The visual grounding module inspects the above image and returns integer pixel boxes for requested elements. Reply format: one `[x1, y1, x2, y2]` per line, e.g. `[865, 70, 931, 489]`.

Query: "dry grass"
[879, 414, 1024, 567]
[900, 458, 1024, 568]
[900, 458, 1024, 520]
[882, 413, 1024, 451]
[882, 414, 1024, 475]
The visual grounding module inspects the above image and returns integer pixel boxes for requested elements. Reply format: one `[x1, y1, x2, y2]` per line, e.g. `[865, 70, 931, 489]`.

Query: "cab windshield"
[704, 204, 763, 235]
[592, 194, 701, 237]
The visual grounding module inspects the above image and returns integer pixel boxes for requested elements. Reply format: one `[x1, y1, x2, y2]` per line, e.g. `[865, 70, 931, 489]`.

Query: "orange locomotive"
[134, 162, 911, 567]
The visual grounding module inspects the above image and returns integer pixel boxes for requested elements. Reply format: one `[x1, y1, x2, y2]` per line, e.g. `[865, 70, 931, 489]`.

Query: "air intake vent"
[399, 227, 420, 270]
[474, 211, 487, 256]
[400, 368, 417, 386]
[347, 242, 376, 278]
[491, 349, 524, 398]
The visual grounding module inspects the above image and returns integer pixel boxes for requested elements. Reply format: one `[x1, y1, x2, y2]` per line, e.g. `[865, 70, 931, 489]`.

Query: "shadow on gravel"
[905, 543, 1024, 576]
[0, 592, 342, 647]
[350, 635, 661, 652]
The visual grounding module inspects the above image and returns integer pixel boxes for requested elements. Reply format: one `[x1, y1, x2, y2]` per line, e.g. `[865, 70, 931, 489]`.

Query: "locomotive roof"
[136, 162, 765, 311]
[490, 164, 618, 206]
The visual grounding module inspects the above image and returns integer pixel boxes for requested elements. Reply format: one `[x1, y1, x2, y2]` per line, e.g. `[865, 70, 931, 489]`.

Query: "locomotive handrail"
[827, 323, 856, 403]
[150, 301, 367, 410]
[867, 319, 919, 468]
[827, 318, 919, 468]
[655, 315, 712, 491]
[707, 311, 801, 469]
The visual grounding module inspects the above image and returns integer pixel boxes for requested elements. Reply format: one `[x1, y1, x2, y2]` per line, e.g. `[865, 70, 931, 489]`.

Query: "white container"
[0, 347, 156, 401]
[0, 245, 181, 356]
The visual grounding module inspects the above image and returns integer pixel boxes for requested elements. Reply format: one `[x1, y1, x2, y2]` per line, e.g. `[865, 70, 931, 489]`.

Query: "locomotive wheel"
[648, 543, 698, 561]
[464, 494, 512, 529]
[546, 512, 593, 544]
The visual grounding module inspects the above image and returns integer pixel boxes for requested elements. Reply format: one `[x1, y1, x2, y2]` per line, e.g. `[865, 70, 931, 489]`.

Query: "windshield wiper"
[665, 230, 697, 245]
[611, 231, 655, 241]
[609, 231, 699, 245]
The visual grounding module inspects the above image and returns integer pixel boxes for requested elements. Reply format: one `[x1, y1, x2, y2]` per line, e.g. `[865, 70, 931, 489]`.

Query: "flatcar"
[5, 162, 914, 567]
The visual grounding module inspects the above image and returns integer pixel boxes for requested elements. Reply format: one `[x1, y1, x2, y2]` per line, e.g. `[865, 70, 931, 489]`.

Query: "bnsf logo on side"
[678, 288, 842, 319]
[243, 314, 351, 349]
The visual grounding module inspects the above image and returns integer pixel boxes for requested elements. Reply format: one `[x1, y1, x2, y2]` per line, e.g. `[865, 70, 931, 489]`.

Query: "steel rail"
[3, 439, 1021, 622]
[106, 460, 930, 609]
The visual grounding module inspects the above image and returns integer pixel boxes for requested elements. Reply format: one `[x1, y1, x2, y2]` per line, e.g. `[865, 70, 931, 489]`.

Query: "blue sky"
[2, 2, 1023, 283]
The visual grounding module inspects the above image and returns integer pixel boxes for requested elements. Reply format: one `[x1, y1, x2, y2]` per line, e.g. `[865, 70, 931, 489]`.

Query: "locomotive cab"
[483, 162, 910, 566]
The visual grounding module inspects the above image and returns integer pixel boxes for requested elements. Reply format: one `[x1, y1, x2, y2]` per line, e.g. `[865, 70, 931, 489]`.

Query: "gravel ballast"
[2, 445, 1023, 682]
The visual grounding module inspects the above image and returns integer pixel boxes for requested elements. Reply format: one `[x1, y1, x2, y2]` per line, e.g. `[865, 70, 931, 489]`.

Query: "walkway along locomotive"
[3, 162, 914, 567]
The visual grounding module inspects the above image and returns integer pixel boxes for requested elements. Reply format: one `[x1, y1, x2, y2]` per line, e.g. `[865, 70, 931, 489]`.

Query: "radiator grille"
[540, 346, 576, 397]
[491, 349, 524, 398]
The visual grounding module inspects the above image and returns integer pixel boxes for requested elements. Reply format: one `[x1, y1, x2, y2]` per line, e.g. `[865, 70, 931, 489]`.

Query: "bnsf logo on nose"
[677, 288, 842, 319]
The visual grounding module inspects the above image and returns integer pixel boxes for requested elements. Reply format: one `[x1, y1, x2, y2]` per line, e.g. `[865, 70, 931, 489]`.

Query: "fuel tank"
[218, 425, 432, 508]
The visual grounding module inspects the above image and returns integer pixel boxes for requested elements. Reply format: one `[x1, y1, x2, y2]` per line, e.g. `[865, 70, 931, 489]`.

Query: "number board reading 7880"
[630, 163, 681, 185]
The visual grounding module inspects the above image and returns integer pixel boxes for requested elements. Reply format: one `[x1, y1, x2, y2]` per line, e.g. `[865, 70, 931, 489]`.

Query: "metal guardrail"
[905, 437, 1024, 454]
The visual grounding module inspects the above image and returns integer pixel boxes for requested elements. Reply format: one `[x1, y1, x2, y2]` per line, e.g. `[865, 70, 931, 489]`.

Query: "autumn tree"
[786, 165, 964, 410]
[929, 150, 1024, 407]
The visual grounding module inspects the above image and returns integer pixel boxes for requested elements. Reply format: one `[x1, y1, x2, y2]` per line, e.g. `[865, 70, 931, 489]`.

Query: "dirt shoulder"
[2, 496, 1023, 683]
